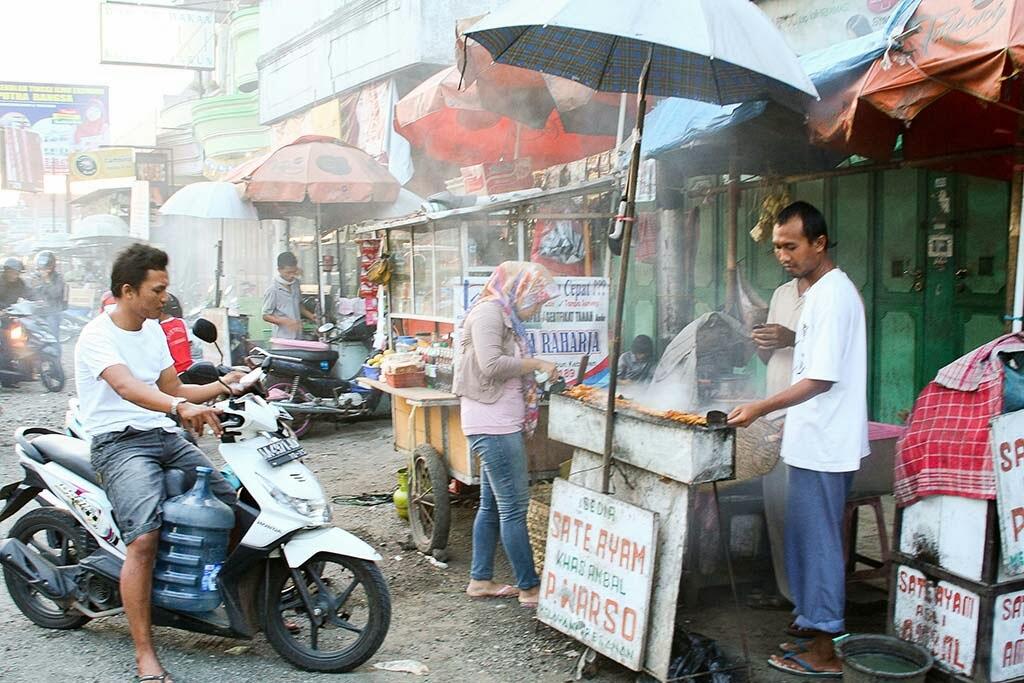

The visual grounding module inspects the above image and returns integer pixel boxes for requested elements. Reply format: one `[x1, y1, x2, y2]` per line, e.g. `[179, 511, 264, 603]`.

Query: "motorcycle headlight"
[257, 474, 332, 524]
[9, 323, 26, 346]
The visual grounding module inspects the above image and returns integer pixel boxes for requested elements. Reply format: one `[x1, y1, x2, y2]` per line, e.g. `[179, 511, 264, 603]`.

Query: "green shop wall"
[683, 169, 1009, 423]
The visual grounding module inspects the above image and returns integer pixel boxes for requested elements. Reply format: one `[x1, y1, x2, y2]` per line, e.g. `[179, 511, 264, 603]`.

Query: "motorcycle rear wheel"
[4, 508, 92, 629]
[264, 553, 391, 673]
[268, 381, 315, 438]
[40, 359, 65, 392]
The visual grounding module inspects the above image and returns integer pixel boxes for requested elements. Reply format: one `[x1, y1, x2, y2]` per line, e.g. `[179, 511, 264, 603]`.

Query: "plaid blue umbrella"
[465, 0, 817, 106]
[467, 0, 816, 499]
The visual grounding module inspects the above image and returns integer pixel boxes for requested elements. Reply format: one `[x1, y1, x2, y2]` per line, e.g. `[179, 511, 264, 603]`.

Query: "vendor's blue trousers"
[468, 432, 540, 590]
[785, 465, 854, 634]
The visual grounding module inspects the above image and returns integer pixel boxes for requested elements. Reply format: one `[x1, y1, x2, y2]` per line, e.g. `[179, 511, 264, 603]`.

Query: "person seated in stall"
[617, 334, 655, 383]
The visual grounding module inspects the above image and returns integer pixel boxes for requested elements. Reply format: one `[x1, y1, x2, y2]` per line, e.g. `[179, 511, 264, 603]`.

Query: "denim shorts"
[90, 427, 236, 545]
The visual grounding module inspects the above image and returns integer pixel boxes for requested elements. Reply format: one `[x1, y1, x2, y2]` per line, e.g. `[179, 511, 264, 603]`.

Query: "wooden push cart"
[356, 377, 571, 558]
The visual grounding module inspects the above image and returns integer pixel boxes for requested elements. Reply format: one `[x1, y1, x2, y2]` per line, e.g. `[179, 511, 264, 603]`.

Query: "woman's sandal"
[137, 673, 171, 683]
[467, 584, 519, 599]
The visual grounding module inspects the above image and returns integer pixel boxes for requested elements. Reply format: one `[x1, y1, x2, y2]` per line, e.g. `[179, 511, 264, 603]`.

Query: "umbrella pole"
[316, 203, 326, 326]
[214, 218, 224, 308]
[600, 45, 653, 494]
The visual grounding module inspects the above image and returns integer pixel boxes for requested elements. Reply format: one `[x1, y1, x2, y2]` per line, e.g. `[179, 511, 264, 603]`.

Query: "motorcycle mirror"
[192, 318, 218, 343]
[317, 322, 335, 334]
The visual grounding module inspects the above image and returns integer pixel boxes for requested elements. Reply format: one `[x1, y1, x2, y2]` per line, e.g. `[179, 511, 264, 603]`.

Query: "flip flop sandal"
[519, 600, 539, 609]
[467, 584, 519, 599]
[779, 638, 811, 654]
[137, 673, 171, 682]
[785, 622, 821, 638]
[767, 653, 841, 678]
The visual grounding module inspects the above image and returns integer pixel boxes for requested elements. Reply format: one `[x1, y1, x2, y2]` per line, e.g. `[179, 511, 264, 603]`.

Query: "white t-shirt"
[74, 313, 176, 436]
[780, 268, 869, 473]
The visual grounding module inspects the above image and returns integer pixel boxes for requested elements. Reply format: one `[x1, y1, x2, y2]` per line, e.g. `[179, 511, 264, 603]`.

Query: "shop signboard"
[0, 126, 44, 192]
[69, 148, 135, 182]
[455, 276, 610, 384]
[0, 82, 109, 174]
[100, 2, 216, 70]
[994, 410, 1024, 575]
[992, 587, 1024, 681]
[538, 479, 658, 671]
[893, 564, 979, 675]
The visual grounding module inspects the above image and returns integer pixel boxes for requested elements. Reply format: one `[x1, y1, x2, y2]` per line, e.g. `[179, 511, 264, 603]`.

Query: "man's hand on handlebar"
[178, 402, 224, 437]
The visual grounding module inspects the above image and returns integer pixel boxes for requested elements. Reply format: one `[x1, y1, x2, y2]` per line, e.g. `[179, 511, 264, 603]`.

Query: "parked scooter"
[0, 300, 64, 392]
[257, 316, 381, 438]
[0, 364, 392, 673]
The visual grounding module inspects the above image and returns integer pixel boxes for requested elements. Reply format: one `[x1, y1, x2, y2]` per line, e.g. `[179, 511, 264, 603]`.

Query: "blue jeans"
[468, 432, 539, 590]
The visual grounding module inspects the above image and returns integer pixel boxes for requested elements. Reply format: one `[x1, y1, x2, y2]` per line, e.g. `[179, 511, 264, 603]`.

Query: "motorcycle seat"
[31, 434, 100, 486]
[271, 348, 339, 364]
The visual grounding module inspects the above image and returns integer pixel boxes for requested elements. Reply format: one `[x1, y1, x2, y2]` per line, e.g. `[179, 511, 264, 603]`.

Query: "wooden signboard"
[993, 411, 1024, 575]
[537, 479, 658, 671]
[893, 564, 979, 676]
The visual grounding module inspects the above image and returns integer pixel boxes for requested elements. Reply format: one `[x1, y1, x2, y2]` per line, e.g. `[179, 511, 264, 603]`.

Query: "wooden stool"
[843, 495, 890, 581]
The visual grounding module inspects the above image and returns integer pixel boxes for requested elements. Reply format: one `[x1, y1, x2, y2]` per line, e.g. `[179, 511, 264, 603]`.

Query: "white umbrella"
[159, 181, 259, 221]
[159, 182, 259, 306]
[466, 0, 817, 495]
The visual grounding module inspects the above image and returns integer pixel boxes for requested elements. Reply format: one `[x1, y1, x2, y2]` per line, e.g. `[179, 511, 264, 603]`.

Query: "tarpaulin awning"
[808, 0, 1024, 178]
[641, 31, 887, 174]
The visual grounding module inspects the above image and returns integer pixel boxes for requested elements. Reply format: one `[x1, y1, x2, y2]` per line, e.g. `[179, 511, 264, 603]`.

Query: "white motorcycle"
[0, 364, 391, 673]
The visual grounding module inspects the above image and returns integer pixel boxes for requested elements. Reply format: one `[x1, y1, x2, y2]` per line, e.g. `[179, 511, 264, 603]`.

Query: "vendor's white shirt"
[75, 313, 176, 436]
[780, 268, 869, 473]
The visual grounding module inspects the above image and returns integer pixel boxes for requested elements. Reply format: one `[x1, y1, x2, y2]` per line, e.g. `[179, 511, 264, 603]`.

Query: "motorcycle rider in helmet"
[0, 257, 31, 308]
[30, 250, 67, 351]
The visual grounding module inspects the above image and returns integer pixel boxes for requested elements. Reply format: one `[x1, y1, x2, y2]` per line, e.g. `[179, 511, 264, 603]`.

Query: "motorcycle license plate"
[258, 437, 306, 467]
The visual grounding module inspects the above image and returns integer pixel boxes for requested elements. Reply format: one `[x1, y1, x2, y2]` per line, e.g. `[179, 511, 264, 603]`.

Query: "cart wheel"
[409, 444, 451, 554]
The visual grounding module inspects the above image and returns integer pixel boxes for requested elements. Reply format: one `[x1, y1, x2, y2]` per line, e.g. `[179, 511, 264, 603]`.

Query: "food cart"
[353, 177, 619, 557]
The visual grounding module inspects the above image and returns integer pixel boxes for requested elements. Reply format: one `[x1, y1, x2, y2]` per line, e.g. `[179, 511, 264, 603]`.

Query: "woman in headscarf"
[454, 261, 559, 608]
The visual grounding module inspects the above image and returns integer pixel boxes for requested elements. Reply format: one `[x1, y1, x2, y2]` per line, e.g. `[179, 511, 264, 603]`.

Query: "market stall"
[352, 177, 619, 557]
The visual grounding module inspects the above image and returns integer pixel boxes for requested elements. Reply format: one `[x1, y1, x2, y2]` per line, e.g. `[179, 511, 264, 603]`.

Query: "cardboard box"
[460, 158, 534, 195]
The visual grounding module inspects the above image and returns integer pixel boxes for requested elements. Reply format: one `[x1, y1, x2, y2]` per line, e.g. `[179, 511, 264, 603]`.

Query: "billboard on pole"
[100, 1, 216, 70]
[0, 82, 110, 175]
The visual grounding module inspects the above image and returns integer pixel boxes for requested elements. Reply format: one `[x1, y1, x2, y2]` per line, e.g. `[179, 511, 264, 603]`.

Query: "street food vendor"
[752, 273, 807, 609]
[454, 261, 559, 609]
[727, 202, 868, 677]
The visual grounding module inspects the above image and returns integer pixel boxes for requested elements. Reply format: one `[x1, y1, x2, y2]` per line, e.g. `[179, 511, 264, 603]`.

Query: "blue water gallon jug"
[152, 467, 235, 612]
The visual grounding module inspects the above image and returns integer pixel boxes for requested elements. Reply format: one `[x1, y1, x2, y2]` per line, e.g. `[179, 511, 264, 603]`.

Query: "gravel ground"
[0, 358, 885, 682]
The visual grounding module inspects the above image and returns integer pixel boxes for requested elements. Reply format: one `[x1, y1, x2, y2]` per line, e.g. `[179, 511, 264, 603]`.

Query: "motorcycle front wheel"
[264, 553, 391, 673]
[39, 358, 65, 392]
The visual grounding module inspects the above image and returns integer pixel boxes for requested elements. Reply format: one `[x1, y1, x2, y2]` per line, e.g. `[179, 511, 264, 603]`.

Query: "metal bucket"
[836, 634, 933, 683]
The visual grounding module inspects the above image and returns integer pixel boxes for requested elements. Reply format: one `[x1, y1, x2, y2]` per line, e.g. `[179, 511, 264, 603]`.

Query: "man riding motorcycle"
[29, 250, 66, 351]
[0, 257, 31, 308]
[74, 244, 245, 683]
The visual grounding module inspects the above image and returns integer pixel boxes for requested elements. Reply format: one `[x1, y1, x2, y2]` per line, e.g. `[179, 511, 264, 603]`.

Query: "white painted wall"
[257, 0, 504, 124]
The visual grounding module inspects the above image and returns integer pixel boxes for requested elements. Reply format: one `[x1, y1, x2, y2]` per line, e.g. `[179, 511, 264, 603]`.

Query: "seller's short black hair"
[277, 251, 298, 269]
[777, 201, 830, 247]
[110, 243, 168, 298]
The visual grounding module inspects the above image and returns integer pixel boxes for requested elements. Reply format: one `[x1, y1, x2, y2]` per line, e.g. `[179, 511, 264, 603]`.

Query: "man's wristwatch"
[168, 397, 187, 417]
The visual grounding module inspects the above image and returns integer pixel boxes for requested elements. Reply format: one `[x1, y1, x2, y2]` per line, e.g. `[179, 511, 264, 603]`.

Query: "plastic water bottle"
[152, 467, 235, 612]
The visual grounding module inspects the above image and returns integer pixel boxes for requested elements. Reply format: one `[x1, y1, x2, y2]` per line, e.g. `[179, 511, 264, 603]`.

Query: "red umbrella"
[228, 135, 400, 204]
[394, 66, 615, 167]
